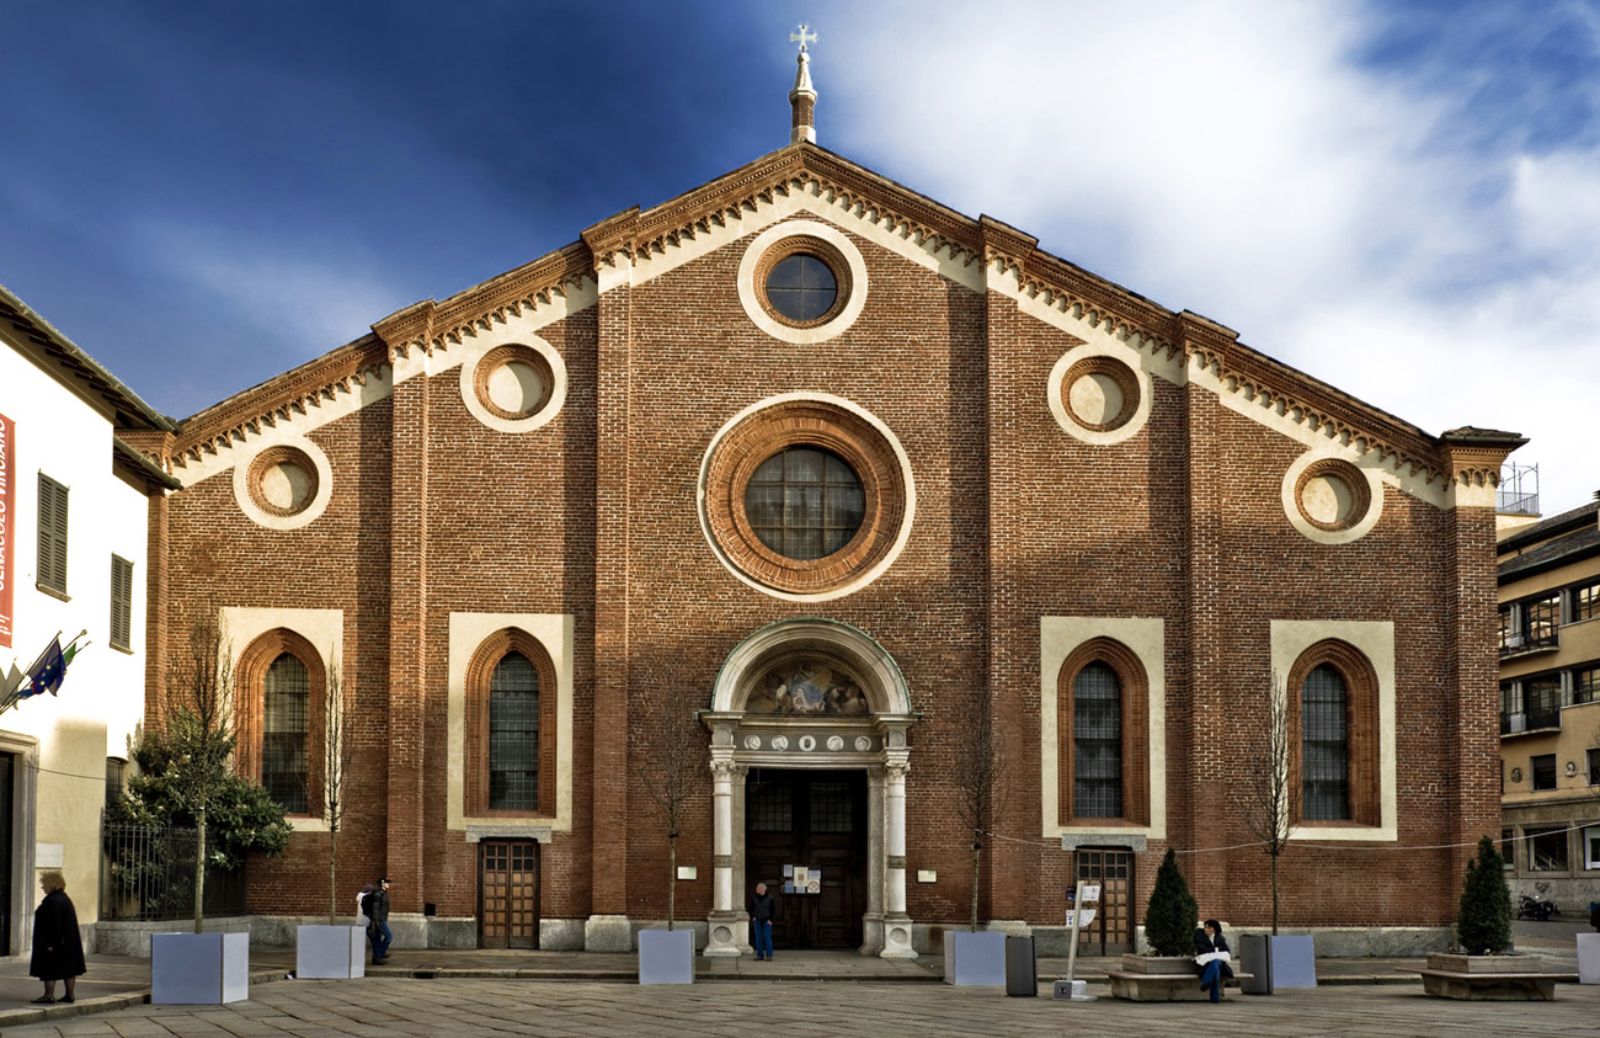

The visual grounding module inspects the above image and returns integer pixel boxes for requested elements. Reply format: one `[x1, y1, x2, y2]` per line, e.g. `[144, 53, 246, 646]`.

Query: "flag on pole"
[20, 636, 65, 697]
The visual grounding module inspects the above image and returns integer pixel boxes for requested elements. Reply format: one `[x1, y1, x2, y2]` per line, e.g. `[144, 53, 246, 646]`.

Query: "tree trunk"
[328, 827, 339, 925]
[1270, 851, 1279, 936]
[667, 836, 677, 931]
[970, 842, 981, 932]
[193, 806, 207, 934]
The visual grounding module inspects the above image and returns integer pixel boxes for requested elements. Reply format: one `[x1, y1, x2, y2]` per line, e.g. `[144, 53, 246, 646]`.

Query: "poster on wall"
[0, 411, 12, 649]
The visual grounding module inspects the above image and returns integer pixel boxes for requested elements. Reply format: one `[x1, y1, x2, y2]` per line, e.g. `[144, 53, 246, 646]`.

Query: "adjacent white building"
[0, 285, 174, 956]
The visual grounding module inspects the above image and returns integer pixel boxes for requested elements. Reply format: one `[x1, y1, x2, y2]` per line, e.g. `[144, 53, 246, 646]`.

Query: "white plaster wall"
[1039, 617, 1166, 841]
[0, 336, 153, 922]
[1269, 619, 1397, 842]
[446, 613, 574, 835]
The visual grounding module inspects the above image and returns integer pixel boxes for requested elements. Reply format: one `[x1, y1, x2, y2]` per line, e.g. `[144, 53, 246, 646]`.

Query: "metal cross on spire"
[790, 24, 817, 53]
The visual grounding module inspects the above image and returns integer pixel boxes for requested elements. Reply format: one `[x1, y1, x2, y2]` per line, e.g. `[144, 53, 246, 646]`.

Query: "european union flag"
[22, 636, 65, 698]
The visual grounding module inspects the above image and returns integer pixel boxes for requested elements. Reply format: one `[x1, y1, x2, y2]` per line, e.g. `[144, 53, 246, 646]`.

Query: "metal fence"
[100, 819, 247, 922]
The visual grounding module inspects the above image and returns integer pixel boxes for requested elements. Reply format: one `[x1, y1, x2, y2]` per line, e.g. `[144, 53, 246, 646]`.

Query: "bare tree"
[950, 690, 1009, 931]
[322, 653, 354, 924]
[632, 682, 705, 930]
[165, 611, 235, 934]
[1235, 672, 1295, 934]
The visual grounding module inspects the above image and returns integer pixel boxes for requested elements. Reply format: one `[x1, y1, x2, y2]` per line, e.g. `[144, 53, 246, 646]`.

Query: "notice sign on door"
[0, 411, 12, 648]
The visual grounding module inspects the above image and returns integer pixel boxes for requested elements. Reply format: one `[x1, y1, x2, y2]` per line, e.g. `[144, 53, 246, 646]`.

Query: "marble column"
[703, 746, 746, 956]
[880, 760, 917, 959]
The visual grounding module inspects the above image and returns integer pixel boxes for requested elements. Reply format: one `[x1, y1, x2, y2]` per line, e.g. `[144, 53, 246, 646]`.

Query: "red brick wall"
[152, 215, 1500, 935]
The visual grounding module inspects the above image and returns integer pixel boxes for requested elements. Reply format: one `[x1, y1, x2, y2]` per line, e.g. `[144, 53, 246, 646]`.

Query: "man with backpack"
[361, 877, 392, 964]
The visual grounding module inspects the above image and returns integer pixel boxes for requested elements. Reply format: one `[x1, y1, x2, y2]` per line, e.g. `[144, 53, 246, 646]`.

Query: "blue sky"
[3, 1, 1597, 513]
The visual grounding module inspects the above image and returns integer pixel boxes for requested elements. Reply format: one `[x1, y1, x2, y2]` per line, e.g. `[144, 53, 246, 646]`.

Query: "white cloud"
[135, 220, 395, 359]
[819, 0, 1600, 512]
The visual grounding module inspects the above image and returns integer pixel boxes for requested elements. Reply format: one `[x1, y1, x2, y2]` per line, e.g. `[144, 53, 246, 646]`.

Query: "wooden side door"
[479, 840, 540, 949]
[1074, 848, 1134, 955]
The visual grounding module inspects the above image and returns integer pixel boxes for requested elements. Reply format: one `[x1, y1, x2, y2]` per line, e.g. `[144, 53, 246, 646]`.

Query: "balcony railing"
[1498, 630, 1560, 658]
[1500, 709, 1561, 736]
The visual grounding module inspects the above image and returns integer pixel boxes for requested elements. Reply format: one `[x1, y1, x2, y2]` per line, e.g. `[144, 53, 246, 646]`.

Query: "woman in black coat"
[1193, 918, 1233, 1004]
[30, 871, 86, 1004]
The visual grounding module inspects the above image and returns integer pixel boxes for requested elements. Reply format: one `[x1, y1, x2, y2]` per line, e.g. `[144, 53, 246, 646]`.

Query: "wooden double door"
[1074, 848, 1134, 955]
[478, 840, 539, 948]
[745, 769, 867, 949]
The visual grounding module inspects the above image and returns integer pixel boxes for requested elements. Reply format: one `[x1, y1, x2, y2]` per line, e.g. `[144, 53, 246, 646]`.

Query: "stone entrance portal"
[701, 618, 917, 960]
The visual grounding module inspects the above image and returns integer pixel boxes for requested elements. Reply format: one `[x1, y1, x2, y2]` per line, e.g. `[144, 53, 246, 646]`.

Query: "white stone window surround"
[696, 392, 916, 603]
[446, 612, 575, 837]
[736, 219, 869, 344]
[220, 606, 343, 833]
[458, 332, 568, 434]
[1281, 449, 1386, 545]
[1046, 342, 1156, 446]
[232, 436, 334, 532]
[1039, 616, 1167, 842]
[1270, 619, 1397, 842]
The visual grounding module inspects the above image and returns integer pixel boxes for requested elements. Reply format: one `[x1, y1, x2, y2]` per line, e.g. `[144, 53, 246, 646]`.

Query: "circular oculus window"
[755, 236, 851, 329]
[704, 400, 908, 596]
[1061, 356, 1139, 432]
[1295, 458, 1372, 532]
[247, 446, 319, 517]
[475, 344, 555, 421]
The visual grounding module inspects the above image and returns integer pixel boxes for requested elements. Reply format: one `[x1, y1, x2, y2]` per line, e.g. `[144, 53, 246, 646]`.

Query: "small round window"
[766, 254, 837, 323]
[248, 446, 319, 518]
[743, 446, 864, 560]
[1295, 458, 1373, 532]
[475, 344, 554, 422]
[755, 236, 851, 329]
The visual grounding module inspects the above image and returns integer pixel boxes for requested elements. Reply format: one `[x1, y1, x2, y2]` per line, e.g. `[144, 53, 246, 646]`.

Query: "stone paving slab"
[2, 976, 1599, 1038]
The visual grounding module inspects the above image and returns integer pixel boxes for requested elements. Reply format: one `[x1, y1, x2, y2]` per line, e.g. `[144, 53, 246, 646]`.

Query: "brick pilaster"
[385, 349, 430, 910]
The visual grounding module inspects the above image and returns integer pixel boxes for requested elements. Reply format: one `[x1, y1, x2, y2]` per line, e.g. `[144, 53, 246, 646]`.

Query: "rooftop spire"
[788, 24, 818, 145]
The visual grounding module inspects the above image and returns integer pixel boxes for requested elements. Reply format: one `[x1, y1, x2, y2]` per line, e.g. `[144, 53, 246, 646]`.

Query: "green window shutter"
[37, 474, 69, 593]
[110, 555, 134, 648]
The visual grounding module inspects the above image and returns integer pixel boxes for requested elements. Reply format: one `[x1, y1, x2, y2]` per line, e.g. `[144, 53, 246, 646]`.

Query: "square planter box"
[1117, 955, 1195, 975]
[639, 927, 695, 985]
[151, 931, 249, 1005]
[1269, 934, 1317, 988]
[1427, 953, 1547, 973]
[942, 930, 1006, 986]
[296, 924, 367, 980]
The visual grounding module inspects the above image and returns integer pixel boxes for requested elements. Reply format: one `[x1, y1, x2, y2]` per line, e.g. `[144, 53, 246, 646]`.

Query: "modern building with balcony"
[1497, 494, 1600, 910]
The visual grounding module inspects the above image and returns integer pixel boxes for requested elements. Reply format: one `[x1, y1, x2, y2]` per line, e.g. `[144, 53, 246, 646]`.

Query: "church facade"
[128, 63, 1524, 955]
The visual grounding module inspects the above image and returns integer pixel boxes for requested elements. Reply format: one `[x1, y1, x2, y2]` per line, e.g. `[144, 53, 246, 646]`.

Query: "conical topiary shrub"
[1143, 848, 1199, 956]
[1456, 835, 1512, 955]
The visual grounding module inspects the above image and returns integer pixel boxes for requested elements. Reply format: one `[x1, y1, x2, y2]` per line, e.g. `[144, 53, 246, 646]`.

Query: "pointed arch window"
[466, 629, 558, 817]
[1058, 639, 1150, 827]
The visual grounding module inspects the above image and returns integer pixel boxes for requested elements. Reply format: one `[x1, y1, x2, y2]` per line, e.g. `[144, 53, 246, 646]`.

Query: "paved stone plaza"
[2, 977, 1598, 1038]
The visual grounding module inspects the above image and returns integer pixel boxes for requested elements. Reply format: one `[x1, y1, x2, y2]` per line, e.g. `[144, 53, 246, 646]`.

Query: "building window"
[1531, 753, 1557, 792]
[1288, 640, 1380, 826]
[1501, 828, 1516, 869]
[488, 653, 541, 811]
[1525, 594, 1560, 647]
[1524, 675, 1562, 730]
[1301, 664, 1350, 821]
[1057, 638, 1150, 827]
[1588, 747, 1599, 787]
[36, 473, 69, 594]
[262, 654, 311, 814]
[106, 757, 126, 808]
[1573, 581, 1600, 623]
[235, 628, 326, 817]
[743, 446, 865, 562]
[465, 628, 557, 816]
[755, 237, 850, 329]
[1527, 826, 1569, 872]
[1498, 605, 1517, 652]
[109, 555, 134, 651]
[1573, 666, 1599, 706]
[1585, 825, 1600, 870]
[1499, 681, 1521, 734]
[1073, 663, 1123, 818]
[1293, 458, 1373, 533]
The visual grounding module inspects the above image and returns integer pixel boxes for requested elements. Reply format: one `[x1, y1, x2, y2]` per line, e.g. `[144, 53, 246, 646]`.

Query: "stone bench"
[1402, 968, 1576, 1002]
[1107, 970, 1253, 1002]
